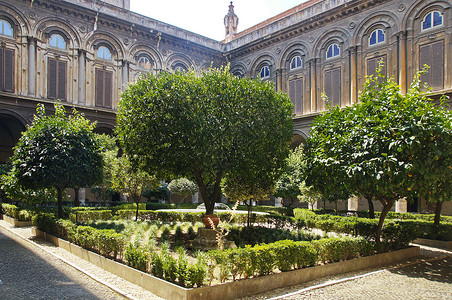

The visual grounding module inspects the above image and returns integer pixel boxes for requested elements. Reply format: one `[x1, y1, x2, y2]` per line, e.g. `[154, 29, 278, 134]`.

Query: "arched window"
[232, 71, 244, 78]
[173, 62, 187, 72]
[369, 29, 385, 46]
[97, 46, 112, 61]
[49, 34, 66, 50]
[0, 20, 13, 37]
[259, 66, 270, 79]
[326, 43, 340, 59]
[138, 56, 151, 71]
[290, 56, 302, 70]
[422, 11, 443, 30]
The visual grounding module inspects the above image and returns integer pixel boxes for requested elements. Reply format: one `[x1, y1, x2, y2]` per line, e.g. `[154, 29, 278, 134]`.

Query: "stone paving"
[0, 219, 451, 300]
[0, 230, 125, 300]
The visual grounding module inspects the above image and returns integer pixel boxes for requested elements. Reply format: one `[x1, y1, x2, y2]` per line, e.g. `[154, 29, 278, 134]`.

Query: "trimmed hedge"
[32, 213, 125, 260]
[1, 203, 35, 221]
[209, 237, 373, 280]
[294, 208, 452, 242]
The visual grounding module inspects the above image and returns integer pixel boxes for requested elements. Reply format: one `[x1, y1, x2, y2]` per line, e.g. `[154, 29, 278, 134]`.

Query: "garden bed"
[2, 214, 33, 227]
[32, 227, 419, 300]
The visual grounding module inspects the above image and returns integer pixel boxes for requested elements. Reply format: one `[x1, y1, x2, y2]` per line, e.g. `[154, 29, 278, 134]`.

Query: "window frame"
[137, 56, 152, 71]
[422, 11, 443, 31]
[369, 29, 385, 46]
[96, 46, 112, 61]
[259, 66, 270, 79]
[0, 19, 13, 37]
[326, 43, 340, 59]
[290, 56, 302, 71]
[49, 33, 67, 50]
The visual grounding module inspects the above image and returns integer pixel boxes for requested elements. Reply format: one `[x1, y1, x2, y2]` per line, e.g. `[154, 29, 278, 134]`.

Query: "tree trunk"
[191, 161, 222, 215]
[335, 200, 338, 215]
[57, 187, 64, 219]
[247, 201, 253, 228]
[366, 197, 375, 219]
[102, 187, 107, 207]
[434, 201, 443, 227]
[135, 197, 139, 221]
[375, 199, 395, 247]
[74, 187, 80, 207]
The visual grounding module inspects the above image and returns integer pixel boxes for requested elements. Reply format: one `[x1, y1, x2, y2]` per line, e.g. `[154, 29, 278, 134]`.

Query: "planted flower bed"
[32, 212, 384, 288]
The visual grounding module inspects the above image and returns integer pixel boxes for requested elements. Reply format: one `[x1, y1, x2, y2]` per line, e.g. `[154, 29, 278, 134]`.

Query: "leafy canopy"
[304, 66, 452, 242]
[117, 66, 294, 214]
[11, 103, 103, 191]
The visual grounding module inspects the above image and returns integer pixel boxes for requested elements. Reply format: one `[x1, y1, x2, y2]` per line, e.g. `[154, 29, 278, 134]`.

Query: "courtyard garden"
[0, 65, 451, 298]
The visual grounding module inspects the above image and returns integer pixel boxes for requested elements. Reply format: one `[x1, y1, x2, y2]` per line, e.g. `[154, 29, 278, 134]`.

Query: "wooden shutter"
[0, 48, 3, 91]
[324, 68, 341, 106]
[104, 71, 112, 108]
[95, 69, 104, 107]
[289, 79, 296, 109]
[0, 48, 15, 93]
[431, 41, 444, 89]
[48, 58, 57, 99]
[367, 55, 387, 85]
[57, 61, 67, 100]
[324, 70, 332, 104]
[95, 69, 113, 108]
[332, 68, 341, 106]
[289, 78, 303, 114]
[4, 49, 14, 92]
[420, 41, 444, 90]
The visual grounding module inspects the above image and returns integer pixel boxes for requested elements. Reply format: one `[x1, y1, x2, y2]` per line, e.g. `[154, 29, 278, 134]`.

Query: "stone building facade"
[0, 0, 450, 213]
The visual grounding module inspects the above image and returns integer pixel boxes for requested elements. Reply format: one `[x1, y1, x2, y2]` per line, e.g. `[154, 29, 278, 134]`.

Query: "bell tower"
[224, 1, 238, 42]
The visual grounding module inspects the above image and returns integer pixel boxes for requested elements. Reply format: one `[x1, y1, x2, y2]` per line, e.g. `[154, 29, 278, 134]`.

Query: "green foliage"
[117, 66, 293, 214]
[293, 208, 449, 244]
[227, 226, 318, 247]
[124, 243, 148, 272]
[275, 147, 306, 206]
[304, 65, 452, 241]
[70, 210, 113, 223]
[209, 237, 371, 281]
[110, 154, 159, 220]
[10, 103, 103, 217]
[142, 183, 170, 202]
[168, 178, 198, 198]
[1, 203, 37, 221]
[1, 172, 57, 205]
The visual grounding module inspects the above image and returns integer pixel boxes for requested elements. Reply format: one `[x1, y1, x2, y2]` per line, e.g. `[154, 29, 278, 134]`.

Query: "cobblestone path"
[0, 231, 125, 300]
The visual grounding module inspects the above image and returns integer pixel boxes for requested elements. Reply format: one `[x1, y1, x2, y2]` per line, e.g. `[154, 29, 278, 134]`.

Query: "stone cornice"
[224, 0, 389, 58]
[15, 0, 223, 56]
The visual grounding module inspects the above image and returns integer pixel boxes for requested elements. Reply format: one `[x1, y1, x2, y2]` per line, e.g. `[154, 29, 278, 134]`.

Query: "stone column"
[78, 50, 85, 105]
[398, 31, 407, 94]
[395, 198, 408, 213]
[309, 59, 317, 112]
[79, 188, 86, 206]
[275, 68, 283, 92]
[27, 37, 36, 96]
[122, 60, 129, 91]
[349, 46, 358, 104]
[348, 196, 359, 212]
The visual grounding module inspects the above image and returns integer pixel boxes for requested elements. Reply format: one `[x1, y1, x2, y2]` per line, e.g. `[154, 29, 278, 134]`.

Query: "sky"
[130, 0, 308, 41]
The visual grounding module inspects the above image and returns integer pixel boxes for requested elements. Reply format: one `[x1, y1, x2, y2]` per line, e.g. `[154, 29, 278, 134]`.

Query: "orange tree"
[10, 103, 103, 218]
[304, 69, 451, 244]
[116, 67, 293, 215]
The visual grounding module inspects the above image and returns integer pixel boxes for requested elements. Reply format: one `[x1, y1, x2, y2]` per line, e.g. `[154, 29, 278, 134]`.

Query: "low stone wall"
[414, 238, 452, 250]
[2, 214, 33, 227]
[32, 228, 420, 300]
